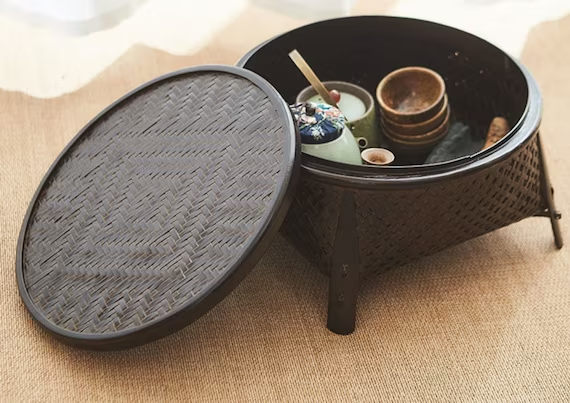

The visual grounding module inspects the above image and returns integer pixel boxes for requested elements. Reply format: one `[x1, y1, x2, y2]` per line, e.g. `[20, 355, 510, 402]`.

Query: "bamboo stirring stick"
[288, 49, 338, 108]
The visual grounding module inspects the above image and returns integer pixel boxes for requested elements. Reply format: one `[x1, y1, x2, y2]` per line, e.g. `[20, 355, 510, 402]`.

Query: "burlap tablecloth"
[1, 5, 569, 402]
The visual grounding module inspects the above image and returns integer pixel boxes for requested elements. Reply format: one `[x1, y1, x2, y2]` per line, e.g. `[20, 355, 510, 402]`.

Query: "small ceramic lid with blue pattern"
[290, 102, 345, 145]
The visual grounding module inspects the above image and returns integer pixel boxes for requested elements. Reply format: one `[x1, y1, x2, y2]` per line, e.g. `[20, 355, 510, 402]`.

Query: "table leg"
[537, 133, 563, 249]
[327, 190, 360, 335]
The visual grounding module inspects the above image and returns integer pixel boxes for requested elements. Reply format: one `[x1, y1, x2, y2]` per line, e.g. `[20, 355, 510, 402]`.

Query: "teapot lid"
[290, 102, 346, 144]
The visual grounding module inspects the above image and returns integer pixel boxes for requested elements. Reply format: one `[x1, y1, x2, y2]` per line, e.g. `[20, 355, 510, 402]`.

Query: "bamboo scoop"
[288, 49, 338, 108]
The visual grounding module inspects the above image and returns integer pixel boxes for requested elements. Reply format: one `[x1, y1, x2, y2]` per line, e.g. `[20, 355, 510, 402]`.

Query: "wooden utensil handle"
[289, 49, 338, 107]
[483, 117, 509, 150]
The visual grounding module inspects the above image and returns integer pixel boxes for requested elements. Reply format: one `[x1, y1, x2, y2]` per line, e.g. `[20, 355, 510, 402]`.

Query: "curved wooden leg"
[537, 134, 563, 249]
[327, 190, 360, 335]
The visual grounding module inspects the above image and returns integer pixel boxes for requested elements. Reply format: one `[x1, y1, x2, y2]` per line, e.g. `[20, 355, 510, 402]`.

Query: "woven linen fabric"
[1, 4, 569, 402]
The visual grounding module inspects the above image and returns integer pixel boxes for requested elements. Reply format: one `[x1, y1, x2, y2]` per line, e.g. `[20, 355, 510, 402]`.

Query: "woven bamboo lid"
[16, 65, 300, 350]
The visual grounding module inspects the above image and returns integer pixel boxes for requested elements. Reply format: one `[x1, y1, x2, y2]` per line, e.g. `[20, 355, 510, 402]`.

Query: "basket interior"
[240, 17, 529, 167]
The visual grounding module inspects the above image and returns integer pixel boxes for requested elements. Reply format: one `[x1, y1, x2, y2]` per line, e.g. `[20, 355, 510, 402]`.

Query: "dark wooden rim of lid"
[16, 65, 300, 350]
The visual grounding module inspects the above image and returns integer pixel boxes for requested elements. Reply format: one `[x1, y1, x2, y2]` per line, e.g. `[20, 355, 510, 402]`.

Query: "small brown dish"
[361, 148, 395, 166]
[381, 95, 449, 136]
[377, 66, 446, 124]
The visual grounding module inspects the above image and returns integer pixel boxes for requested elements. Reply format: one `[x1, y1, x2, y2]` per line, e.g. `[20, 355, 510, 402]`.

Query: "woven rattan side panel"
[355, 135, 544, 275]
[280, 179, 343, 272]
[21, 71, 288, 335]
[283, 135, 544, 277]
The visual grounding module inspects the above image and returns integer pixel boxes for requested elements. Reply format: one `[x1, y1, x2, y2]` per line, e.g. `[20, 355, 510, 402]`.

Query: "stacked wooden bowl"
[377, 67, 450, 159]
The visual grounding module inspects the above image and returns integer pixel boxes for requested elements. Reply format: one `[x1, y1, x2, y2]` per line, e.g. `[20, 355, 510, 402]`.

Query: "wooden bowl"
[382, 117, 450, 146]
[381, 95, 449, 136]
[383, 122, 448, 160]
[383, 135, 438, 158]
[376, 67, 446, 124]
[382, 106, 451, 144]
